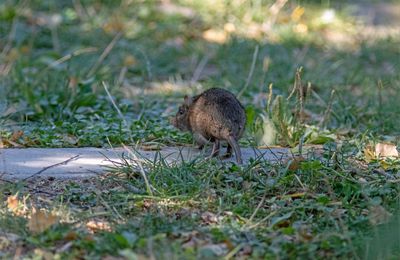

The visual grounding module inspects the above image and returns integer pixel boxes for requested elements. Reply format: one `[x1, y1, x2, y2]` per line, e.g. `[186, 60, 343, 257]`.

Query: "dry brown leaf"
[364, 143, 399, 163]
[284, 156, 305, 171]
[86, 220, 111, 233]
[375, 143, 399, 158]
[11, 130, 24, 141]
[201, 211, 220, 225]
[28, 210, 58, 234]
[7, 195, 19, 213]
[64, 231, 78, 241]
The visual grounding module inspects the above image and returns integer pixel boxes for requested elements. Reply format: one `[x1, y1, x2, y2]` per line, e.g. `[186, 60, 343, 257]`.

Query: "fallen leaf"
[364, 143, 399, 162]
[11, 130, 24, 141]
[86, 220, 111, 233]
[375, 143, 399, 158]
[7, 195, 19, 213]
[364, 145, 375, 162]
[64, 231, 78, 241]
[28, 210, 58, 234]
[201, 211, 219, 225]
[291, 6, 305, 22]
[284, 156, 305, 171]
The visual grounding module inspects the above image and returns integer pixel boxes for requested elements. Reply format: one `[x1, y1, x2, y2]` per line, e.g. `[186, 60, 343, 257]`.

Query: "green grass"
[1, 0, 400, 259]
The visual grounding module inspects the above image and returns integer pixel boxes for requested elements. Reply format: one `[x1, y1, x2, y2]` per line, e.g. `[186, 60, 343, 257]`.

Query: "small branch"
[247, 191, 267, 224]
[87, 31, 122, 78]
[191, 55, 209, 85]
[318, 89, 335, 128]
[102, 81, 128, 127]
[238, 45, 259, 98]
[23, 155, 80, 181]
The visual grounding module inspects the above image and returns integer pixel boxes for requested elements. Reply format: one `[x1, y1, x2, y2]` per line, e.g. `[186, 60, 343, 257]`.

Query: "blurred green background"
[0, 1, 400, 259]
[0, 0, 399, 147]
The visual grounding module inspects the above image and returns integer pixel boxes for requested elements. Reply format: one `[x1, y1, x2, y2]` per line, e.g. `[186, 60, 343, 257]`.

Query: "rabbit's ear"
[184, 95, 193, 106]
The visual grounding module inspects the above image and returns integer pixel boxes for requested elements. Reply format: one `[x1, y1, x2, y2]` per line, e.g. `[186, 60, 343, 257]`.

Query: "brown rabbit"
[171, 88, 246, 164]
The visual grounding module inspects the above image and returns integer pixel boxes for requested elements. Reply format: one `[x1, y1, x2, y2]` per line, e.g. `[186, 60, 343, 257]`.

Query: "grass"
[0, 0, 400, 259]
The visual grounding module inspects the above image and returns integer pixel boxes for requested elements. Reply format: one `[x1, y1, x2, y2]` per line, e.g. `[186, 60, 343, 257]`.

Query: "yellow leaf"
[375, 143, 399, 158]
[291, 6, 305, 22]
[379, 160, 391, 170]
[123, 55, 137, 67]
[363, 145, 376, 162]
[28, 210, 58, 234]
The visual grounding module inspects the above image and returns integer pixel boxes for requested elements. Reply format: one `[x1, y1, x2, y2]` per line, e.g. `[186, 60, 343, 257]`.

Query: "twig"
[238, 45, 259, 98]
[22, 155, 80, 181]
[102, 81, 128, 127]
[87, 31, 122, 78]
[224, 243, 244, 260]
[246, 210, 277, 230]
[318, 89, 335, 127]
[191, 55, 209, 85]
[287, 67, 302, 101]
[37, 47, 97, 79]
[247, 191, 267, 224]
